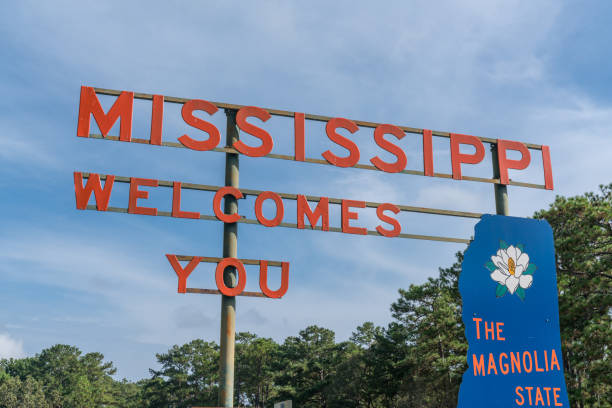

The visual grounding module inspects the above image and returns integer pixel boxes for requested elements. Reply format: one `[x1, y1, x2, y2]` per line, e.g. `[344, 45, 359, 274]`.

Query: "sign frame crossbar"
[83, 205, 471, 244]
[86, 133, 547, 190]
[81, 172, 484, 219]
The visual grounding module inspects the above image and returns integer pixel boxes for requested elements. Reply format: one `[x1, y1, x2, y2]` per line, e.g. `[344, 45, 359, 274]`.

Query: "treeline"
[1, 185, 610, 408]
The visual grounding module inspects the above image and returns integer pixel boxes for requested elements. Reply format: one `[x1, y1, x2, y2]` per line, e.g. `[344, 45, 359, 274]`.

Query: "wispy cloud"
[0, 333, 25, 359]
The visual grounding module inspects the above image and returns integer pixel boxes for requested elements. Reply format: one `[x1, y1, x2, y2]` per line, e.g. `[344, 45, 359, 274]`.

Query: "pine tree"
[535, 183, 612, 408]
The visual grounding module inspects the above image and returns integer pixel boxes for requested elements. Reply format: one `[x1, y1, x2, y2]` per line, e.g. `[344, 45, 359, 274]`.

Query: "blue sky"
[1, 1, 611, 380]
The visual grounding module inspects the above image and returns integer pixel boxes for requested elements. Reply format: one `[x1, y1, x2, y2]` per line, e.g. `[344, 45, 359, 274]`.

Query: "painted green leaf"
[517, 243, 524, 251]
[485, 261, 497, 272]
[496, 284, 507, 297]
[523, 264, 537, 275]
[499, 240, 509, 249]
[516, 287, 526, 301]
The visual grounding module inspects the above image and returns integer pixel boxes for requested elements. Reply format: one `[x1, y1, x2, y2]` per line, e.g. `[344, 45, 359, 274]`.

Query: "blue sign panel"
[457, 215, 569, 407]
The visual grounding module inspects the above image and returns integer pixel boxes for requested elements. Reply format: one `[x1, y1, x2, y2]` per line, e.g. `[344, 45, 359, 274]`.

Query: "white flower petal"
[491, 255, 508, 272]
[515, 264, 525, 277]
[507, 246, 517, 262]
[517, 252, 529, 269]
[500, 249, 510, 265]
[505, 276, 519, 294]
[519, 275, 533, 289]
[491, 269, 509, 284]
[514, 246, 523, 259]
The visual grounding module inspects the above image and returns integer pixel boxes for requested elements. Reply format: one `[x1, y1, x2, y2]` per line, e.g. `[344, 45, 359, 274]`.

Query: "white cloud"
[0, 333, 25, 359]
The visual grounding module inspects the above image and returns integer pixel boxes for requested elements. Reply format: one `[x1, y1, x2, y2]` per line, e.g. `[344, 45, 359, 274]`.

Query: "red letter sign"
[542, 145, 554, 190]
[294, 112, 306, 161]
[234, 106, 273, 157]
[497, 139, 531, 185]
[376, 203, 401, 237]
[172, 182, 200, 219]
[450, 133, 485, 180]
[213, 187, 244, 223]
[74, 172, 114, 211]
[215, 258, 247, 296]
[423, 129, 434, 176]
[370, 124, 407, 173]
[255, 191, 284, 227]
[342, 199, 367, 235]
[259, 261, 290, 298]
[128, 178, 158, 216]
[150, 94, 164, 145]
[166, 255, 202, 293]
[77, 86, 133, 141]
[179, 99, 221, 151]
[322, 118, 360, 168]
[297, 195, 330, 231]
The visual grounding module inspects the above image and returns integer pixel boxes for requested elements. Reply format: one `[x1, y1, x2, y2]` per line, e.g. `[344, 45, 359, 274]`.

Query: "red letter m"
[74, 172, 115, 211]
[297, 195, 329, 231]
[77, 86, 133, 141]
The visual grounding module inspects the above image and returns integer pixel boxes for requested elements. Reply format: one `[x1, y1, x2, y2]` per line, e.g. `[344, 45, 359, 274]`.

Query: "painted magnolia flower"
[490, 245, 533, 295]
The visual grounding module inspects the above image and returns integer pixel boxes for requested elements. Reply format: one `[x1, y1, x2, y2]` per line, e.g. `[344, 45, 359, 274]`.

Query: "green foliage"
[535, 183, 612, 408]
[235, 332, 280, 407]
[1, 344, 119, 407]
[112, 379, 144, 408]
[523, 264, 536, 275]
[515, 286, 526, 301]
[496, 283, 508, 297]
[386, 254, 467, 408]
[349, 322, 383, 348]
[0, 375, 50, 408]
[275, 325, 350, 407]
[145, 339, 219, 407]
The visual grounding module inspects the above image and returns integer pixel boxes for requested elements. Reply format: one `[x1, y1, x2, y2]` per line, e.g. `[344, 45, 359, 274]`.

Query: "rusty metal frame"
[82, 172, 483, 219]
[83, 205, 470, 244]
[80, 173, 473, 244]
[86, 133, 546, 190]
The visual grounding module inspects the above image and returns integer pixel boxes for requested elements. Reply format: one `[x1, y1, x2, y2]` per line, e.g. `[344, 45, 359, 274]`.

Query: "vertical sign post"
[219, 110, 239, 407]
[491, 145, 509, 216]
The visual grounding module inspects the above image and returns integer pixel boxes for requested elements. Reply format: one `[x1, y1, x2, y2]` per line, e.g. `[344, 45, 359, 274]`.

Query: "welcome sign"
[74, 86, 559, 406]
[458, 215, 569, 407]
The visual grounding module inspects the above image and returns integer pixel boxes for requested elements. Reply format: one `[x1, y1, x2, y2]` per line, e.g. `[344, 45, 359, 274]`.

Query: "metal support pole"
[219, 109, 239, 407]
[491, 144, 509, 216]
